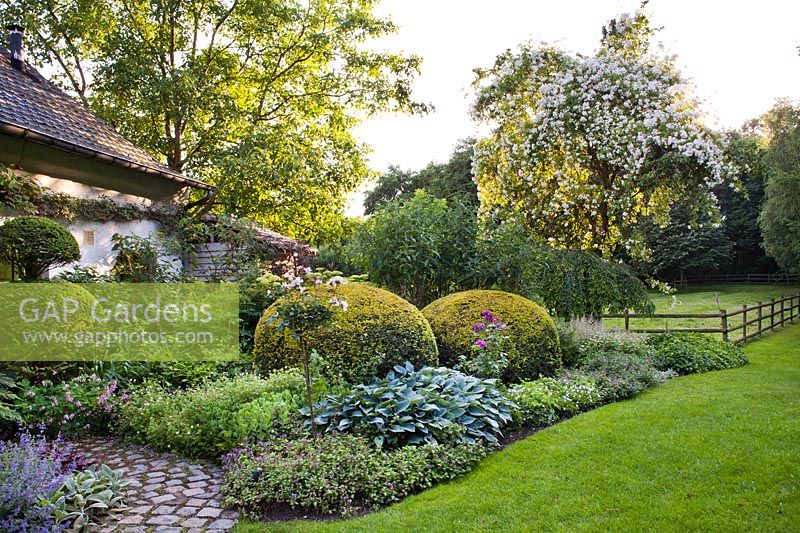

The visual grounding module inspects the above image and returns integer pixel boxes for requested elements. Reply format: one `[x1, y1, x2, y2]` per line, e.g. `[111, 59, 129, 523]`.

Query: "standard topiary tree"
[254, 283, 439, 383]
[0, 216, 80, 280]
[422, 290, 561, 382]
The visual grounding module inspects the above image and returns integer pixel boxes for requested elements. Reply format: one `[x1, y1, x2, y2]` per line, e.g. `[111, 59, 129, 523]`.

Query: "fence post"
[781, 295, 785, 326]
[624, 309, 630, 333]
[771, 298, 776, 330]
[757, 302, 763, 337]
[720, 309, 728, 341]
[742, 304, 747, 342]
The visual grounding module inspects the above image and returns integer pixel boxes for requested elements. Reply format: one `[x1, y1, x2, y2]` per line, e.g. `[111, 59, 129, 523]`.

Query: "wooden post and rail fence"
[603, 292, 800, 343]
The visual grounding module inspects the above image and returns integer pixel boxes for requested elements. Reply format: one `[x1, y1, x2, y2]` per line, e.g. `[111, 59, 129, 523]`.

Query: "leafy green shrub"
[422, 290, 561, 382]
[116, 370, 304, 458]
[646, 333, 748, 374]
[477, 220, 654, 318]
[0, 216, 80, 280]
[311, 364, 515, 447]
[110, 233, 176, 282]
[578, 354, 674, 402]
[222, 433, 487, 517]
[255, 283, 439, 384]
[507, 374, 604, 429]
[43, 464, 127, 530]
[348, 190, 478, 307]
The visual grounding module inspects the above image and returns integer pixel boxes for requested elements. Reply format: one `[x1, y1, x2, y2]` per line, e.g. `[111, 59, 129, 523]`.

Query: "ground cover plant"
[222, 433, 487, 517]
[115, 371, 305, 458]
[234, 324, 800, 532]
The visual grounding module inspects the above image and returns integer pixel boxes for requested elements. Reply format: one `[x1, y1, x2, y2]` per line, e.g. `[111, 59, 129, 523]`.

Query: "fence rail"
[602, 293, 800, 343]
[671, 273, 800, 286]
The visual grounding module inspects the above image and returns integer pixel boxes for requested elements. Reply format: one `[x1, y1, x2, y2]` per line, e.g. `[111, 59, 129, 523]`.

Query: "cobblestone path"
[71, 437, 239, 532]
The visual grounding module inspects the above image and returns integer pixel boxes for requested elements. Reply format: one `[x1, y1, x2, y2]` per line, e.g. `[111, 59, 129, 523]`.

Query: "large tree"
[363, 138, 478, 215]
[3, 0, 426, 239]
[471, 7, 732, 257]
[759, 101, 800, 273]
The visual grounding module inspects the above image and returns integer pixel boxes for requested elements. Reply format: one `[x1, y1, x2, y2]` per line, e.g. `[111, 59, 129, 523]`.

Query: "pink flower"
[474, 339, 488, 348]
[65, 391, 73, 403]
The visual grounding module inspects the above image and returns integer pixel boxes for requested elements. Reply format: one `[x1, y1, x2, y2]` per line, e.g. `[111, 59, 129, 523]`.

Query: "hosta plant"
[308, 363, 516, 447]
[42, 464, 127, 531]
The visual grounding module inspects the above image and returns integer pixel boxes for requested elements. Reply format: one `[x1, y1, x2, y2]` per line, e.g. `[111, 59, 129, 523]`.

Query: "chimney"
[6, 24, 25, 71]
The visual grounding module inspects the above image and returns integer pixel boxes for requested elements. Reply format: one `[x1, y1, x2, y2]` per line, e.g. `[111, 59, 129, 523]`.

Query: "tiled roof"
[0, 50, 212, 190]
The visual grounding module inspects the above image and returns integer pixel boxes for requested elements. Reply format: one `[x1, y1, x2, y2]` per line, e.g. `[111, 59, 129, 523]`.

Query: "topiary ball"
[0, 216, 80, 280]
[254, 283, 438, 383]
[422, 290, 561, 382]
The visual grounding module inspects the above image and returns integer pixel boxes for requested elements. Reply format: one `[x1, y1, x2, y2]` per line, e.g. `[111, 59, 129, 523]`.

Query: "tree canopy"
[472, 7, 733, 257]
[3, 0, 427, 239]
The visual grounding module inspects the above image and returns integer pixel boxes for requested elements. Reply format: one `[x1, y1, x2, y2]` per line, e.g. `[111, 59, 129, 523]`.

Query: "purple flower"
[481, 310, 494, 321]
[474, 339, 488, 348]
[472, 322, 486, 332]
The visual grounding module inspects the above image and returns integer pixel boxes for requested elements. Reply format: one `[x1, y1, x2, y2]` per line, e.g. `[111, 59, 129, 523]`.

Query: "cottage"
[0, 26, 306, 280]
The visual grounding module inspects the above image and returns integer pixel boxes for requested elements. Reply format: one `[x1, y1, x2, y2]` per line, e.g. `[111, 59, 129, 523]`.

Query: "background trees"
[472, 10, 732, 257]
[759, 101, 800, 274]
[363, 139, 478, 215]
[3, 0, 426, 240]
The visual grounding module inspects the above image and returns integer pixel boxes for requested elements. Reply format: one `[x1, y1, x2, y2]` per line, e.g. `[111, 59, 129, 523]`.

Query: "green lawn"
[603, 283, 800, 334]
[237, 323, 800, 532]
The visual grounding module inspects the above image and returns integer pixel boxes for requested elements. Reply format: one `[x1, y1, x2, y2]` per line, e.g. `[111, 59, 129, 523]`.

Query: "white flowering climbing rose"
[472, 10, 736, 257]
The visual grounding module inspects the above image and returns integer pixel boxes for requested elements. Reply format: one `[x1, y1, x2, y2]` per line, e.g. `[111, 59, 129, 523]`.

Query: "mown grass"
[603, 283, 800, 335]
[236, 324, 800, 532]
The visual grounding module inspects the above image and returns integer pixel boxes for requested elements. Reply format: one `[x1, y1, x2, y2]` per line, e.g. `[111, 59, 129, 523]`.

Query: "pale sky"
[345, 0, 800, 215]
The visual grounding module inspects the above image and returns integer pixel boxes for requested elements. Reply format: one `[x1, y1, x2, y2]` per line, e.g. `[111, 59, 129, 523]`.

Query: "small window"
[83, 229, 95, 246]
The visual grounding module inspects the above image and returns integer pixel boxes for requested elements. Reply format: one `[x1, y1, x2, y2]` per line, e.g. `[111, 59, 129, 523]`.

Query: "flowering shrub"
[0, 433, 77, 532]
[472, 9, 735, 256]
[310, 363, 515, 447]
[222, 433, 487, 517]
[456, 311, 509, 379]
[14, 374, 125, 436]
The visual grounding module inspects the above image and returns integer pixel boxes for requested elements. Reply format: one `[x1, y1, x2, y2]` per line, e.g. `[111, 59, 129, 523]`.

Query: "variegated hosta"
[306, 362, 516, 448]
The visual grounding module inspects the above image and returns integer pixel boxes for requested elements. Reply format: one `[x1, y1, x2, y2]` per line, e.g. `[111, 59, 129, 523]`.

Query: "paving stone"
[177, 506, 200, 517]
[147, 471, 168, 478]
[181, 517, 209, 527]
[188, 473, 211, 482]
[154, 527, 183, 533]
[119, 515, 145, 525]
[146, 515, 180, 526]
[183, 487, 206, 497]
[186, 498, 206, 507]
[141, 491, 159, 498]
[187, 480, 208, 489]
[197, 506, 222, 518]
[165, 485, 185, 494]
[153, 505, 177, 515]
[165, 479, 184, 487]
[152, 494, 177, 504]
[127, 505, 153, 514]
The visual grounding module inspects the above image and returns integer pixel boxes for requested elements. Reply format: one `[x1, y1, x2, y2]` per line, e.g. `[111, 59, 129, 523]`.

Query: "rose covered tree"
[472, 5, 735, 257]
